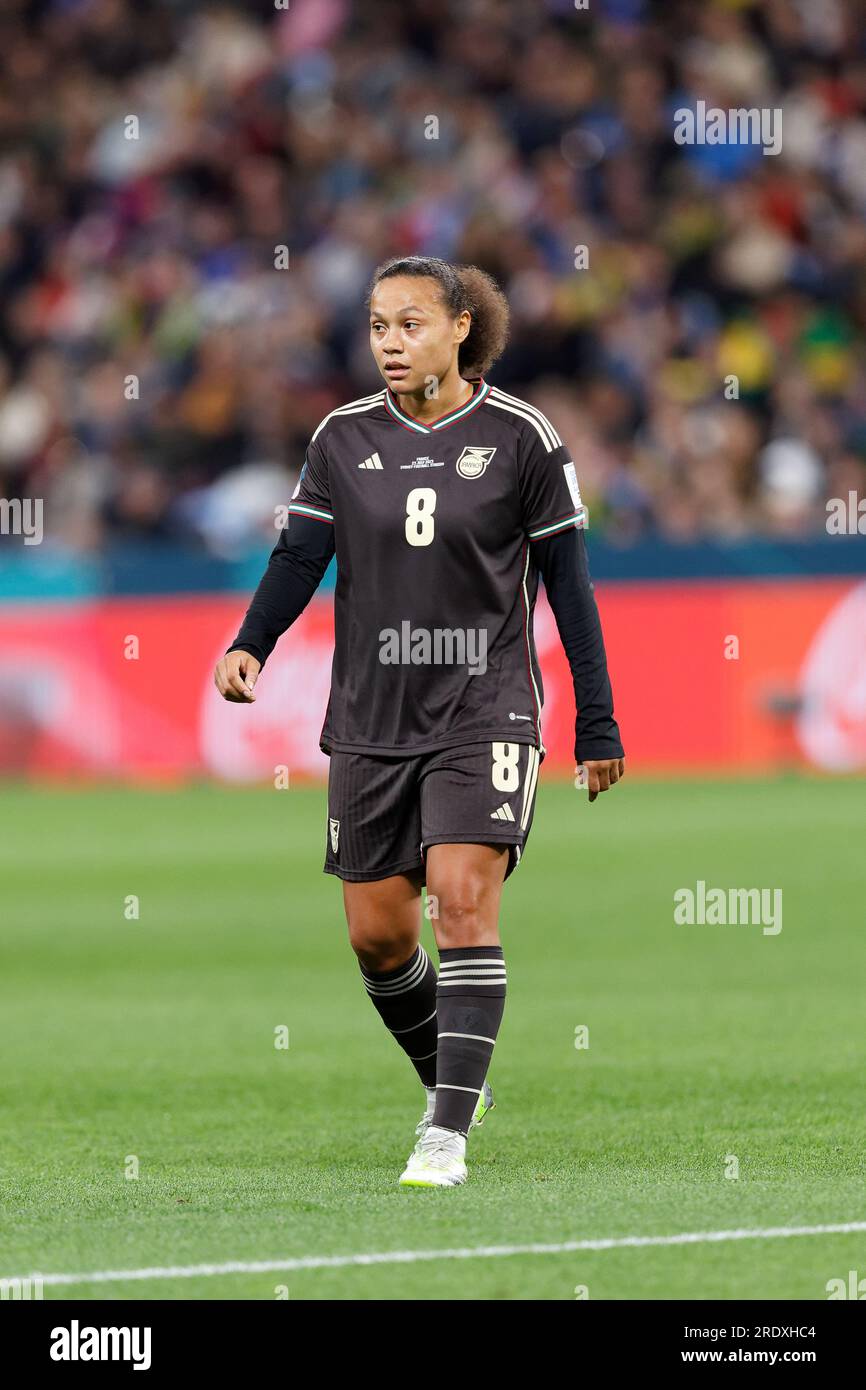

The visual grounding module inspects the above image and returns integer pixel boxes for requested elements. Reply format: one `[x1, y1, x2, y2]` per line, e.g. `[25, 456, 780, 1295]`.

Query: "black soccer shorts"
[323, 740, 544, 883]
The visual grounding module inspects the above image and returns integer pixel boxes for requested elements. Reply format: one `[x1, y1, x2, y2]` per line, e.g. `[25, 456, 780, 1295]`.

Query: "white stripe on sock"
[439, 958, 504, 969]
[389, 1008, 437, 1035]
[363, 948, 429, 995]
[437, 1032, 497, 1045]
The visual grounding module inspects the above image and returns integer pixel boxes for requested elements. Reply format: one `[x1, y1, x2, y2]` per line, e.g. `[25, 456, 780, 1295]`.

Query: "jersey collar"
[384, 377, 490, 434]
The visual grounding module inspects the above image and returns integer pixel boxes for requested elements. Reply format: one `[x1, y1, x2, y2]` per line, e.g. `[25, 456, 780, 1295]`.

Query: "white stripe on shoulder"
[311, 391, 386, 443]
[487, 388, 561, 451]
[489, 386, 562, 447]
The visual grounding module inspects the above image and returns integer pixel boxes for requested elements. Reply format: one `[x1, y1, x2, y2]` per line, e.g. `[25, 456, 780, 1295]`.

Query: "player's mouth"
[385, 363, 410, 380]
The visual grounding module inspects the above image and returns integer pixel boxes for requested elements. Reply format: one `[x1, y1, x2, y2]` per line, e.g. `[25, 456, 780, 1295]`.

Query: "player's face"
[369, 277, 468, 395]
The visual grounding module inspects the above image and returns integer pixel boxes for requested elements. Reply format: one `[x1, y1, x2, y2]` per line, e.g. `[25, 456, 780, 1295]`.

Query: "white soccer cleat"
[399, 1125, 468, 1188]
[412, 1085, 437, 1152]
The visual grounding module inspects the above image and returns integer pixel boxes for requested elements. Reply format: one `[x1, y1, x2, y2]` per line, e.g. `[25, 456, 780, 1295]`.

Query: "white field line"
[7, 1221, 866, 1288]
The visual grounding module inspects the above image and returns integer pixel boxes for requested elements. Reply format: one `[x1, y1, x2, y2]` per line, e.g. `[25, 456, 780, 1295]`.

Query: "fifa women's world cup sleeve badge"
[455, 446, 496, 479]
[291, 461, 308, 499]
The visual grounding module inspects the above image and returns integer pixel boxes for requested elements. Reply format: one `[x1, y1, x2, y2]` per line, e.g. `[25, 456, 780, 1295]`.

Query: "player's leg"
[425, 841, 509, 1135]
[397, 841, 507, 1188]
[398, 741, 540, 1186]
[342, 871, 439, 1089]
[421, 740, 541, 1129]
[324, 751, 437, 1087]
[422, 739, 542, 1128]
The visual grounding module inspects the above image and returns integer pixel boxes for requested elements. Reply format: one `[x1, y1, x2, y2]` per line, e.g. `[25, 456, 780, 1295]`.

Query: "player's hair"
[366, 255, 510, 378]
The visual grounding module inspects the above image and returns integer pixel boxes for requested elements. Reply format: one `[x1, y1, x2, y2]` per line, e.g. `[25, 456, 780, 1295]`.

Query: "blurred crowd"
[1, 0, 866, 554]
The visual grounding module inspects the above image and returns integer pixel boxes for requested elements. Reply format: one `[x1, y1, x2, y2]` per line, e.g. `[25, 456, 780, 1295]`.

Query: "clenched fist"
[214, 649, 261, 702]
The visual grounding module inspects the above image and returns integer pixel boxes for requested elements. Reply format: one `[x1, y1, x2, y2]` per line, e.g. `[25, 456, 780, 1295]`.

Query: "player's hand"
[581, 758, 625, 803]
[214, 649, 261, 702]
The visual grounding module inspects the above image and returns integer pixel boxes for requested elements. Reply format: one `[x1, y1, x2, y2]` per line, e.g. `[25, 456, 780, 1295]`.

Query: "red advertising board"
[0, 578, 861, 780]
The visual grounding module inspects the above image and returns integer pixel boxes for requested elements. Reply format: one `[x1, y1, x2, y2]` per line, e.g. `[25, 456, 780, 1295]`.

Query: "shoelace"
[417, 1131, 461, 1168]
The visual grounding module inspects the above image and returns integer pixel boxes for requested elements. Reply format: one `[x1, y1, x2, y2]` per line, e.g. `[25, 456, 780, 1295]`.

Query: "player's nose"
[379, 325, 402, 350]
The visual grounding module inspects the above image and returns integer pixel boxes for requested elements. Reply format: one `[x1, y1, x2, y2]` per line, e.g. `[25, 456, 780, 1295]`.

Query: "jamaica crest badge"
[455, 446, 496, 479]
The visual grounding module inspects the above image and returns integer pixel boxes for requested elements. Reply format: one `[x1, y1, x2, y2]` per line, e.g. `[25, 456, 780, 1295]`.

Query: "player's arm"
[532, 525, 624, 800]
[516, 418, 623, 801]
[215, 435, 334, 703]
[214, 517, 335, 702]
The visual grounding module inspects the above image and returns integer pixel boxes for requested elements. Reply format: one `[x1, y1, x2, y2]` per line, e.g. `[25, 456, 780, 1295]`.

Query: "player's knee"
[430, 885, 495, 948]
[347, 921, 416, 973]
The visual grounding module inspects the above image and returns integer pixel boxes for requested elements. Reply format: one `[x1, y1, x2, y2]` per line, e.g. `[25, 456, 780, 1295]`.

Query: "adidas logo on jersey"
[358, 453, 383, 469]
[490, 803, 515, 822]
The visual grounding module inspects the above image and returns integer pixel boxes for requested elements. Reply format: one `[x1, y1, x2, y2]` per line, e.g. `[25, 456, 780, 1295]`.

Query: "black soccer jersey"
[279, 378, 587, 757]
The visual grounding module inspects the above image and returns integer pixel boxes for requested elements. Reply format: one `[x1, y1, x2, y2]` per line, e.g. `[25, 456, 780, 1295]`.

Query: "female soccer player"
[214, 256, 624, 1188]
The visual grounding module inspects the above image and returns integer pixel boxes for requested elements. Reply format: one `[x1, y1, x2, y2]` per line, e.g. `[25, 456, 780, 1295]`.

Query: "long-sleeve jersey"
[229, 378, 624, 764]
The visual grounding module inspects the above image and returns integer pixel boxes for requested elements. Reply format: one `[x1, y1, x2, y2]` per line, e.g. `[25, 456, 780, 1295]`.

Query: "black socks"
[359, 945, 438, 1088]
[432, 946, 506, 1135]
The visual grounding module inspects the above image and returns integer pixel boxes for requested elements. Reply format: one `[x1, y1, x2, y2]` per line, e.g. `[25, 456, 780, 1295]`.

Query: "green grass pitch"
[1, 774, 864, 1301]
